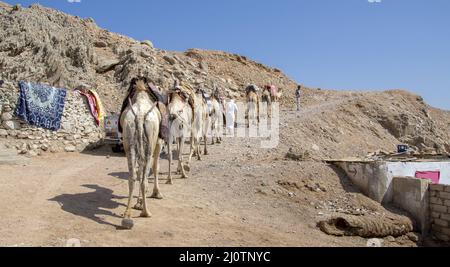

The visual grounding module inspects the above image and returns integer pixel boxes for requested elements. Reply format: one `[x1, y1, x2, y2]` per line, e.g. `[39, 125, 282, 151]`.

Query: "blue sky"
[4, 0, 450, 109]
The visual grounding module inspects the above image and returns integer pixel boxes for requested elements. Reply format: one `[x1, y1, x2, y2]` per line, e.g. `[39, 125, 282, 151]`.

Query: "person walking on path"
[295, 85, 302, 111]
[225, 98, 238, 135]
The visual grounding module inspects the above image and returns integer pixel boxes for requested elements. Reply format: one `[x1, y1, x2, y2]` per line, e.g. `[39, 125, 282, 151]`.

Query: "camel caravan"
[118, 76, 282, 229]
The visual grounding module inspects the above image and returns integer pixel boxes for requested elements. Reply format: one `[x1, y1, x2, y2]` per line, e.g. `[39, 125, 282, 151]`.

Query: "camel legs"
[139, 166, 151, 218]
[124, 146, 137, 219]
[196, 138, 202, 161]
[188, 136, 195, 165]
[246, 107, 250, 128]
[188, 135, 201, 161]
[203, 132, 209, 155]
[134, 182, 143, 211]
[179, 137, 188, 179]
[151, 142, 163, 199]
[215, 121, 222, 144]
[167, 139, 173, 185]
[176, 139, 182, 174]
[212, 125, 219, 145]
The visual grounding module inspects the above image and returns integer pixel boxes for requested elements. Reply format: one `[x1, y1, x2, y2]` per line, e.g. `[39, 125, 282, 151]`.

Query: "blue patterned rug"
[15, 81, 67, 131]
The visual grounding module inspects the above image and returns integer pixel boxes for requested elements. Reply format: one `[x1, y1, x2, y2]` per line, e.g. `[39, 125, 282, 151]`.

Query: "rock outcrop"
[1, 2, 450, 159]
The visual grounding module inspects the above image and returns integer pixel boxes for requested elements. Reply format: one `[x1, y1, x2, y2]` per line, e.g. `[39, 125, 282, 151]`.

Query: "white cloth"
[226, 100, 238, 131]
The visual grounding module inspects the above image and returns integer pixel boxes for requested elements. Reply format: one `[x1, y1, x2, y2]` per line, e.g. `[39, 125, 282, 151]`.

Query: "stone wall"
[430, 184, 450, 242]
[0, 80, 104, 156]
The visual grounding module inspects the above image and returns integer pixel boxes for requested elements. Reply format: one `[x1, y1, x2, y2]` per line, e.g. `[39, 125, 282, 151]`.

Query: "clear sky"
[4, 0, 450, 110]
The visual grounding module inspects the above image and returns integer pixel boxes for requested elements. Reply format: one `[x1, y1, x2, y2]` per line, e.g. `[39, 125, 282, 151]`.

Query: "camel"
[120, 77, 163, 222]
[209, 90, 223, 145]
[166, 83, 193, 183]
[246, 85, 260, 127]
[268, 85, 283, 102]
[188, 88, 209, 163]
[213, 86, 227, 129]
[261, 88, 273, 118]
[262, 85, 283, 118]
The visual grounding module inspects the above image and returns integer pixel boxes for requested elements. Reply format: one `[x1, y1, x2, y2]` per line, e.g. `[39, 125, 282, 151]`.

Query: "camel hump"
[135, 80, 146, 91]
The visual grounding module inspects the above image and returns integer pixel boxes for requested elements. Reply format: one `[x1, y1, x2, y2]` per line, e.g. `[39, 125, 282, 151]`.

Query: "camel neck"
[132, 90, 152, 104]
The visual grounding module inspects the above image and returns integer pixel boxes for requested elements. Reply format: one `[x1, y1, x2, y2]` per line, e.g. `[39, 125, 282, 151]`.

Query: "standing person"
[226, 98, 238, 135]
[295, 85, 302, 111]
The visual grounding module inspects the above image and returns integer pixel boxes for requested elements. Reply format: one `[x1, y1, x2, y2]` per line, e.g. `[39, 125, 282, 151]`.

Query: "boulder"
[199, 61, 209, 71]
[64, 145, 76, 153]
[96, 58, 121, 73]
[285, 147, 311, 161]
[163, 55, 176, 65]
[2, 120, 20, 130]
[1, 112, 14, 121]
[93, 41, 108, 48]
[140, 51, 151, 59]
[27, 150, 39, 157]
[2, 105, 12, 113]
[0, 129, 7, 137]
[141, 40, 154, 49]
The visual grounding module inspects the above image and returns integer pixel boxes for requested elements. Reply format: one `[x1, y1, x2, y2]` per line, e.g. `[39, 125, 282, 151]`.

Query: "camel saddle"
[246, 84, 259, 94]
[118, 81, 169, 143]
[167, 85, 196, 123]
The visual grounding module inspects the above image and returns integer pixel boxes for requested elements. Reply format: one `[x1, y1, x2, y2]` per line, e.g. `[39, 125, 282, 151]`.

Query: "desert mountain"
[1, 2, 450, 159]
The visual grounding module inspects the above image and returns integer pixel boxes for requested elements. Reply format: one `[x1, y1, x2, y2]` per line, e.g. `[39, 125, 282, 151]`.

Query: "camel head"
[168, 93, 188, 123]
[128, 76, 150, 94]
[167, 83, 190, 122]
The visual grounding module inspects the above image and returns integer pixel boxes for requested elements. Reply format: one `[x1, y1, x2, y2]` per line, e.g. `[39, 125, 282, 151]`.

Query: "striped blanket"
[75, 89, 105, 126]
[15, 81, 67, 131]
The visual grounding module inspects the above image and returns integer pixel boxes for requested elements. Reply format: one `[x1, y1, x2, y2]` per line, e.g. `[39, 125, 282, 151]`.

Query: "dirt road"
[0, 102, 423, 247]
[0, 130, 376, 247]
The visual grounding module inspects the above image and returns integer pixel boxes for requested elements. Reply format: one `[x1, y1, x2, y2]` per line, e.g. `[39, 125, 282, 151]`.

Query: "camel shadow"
[49, 184, 126, 228]
[81, 145, 125, 158]
[109, 172, 129, 180]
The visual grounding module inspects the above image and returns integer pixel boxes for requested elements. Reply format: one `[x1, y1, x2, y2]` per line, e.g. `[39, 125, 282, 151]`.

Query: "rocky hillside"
[0, 2, 298, 113]
[1, 2, 450, 158]
[278, 89, 450, 160]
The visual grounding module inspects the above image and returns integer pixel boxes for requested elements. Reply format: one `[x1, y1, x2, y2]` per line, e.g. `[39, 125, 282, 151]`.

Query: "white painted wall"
[386, 162, 450, 186]
[336, 161, 450, 205]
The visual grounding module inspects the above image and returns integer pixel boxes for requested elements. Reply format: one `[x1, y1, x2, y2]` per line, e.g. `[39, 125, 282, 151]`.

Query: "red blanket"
[77, 90, 101, 126]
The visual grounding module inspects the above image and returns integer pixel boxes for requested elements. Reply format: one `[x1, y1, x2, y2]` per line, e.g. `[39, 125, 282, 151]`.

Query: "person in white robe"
[225, 99, 238, 135]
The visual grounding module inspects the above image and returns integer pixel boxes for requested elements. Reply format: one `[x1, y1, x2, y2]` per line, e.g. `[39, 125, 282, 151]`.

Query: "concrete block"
[445, 200, 450, 207]
[430, 197, 443, 205]
[432, 224, 444, 233]
[430, 184, 445, 192]
[431, 204, 448, 213]
[444, 185, 450, 193]
[439, 227, 450, 236]
[439, 192, 450, 200]
[441, 213, 450, 222]
[431, 212, 441, 219]
[430, 190, 437, 197]
[431, 225, 450, 238]
[434, 232, 450, 242]
[434, 219, 449, 227]
[392, 177, 430, 233]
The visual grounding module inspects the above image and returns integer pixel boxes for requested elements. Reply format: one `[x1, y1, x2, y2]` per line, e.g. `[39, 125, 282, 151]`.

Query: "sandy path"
[0, 129, 368, 247]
